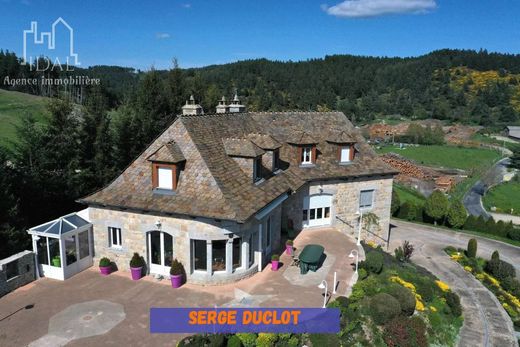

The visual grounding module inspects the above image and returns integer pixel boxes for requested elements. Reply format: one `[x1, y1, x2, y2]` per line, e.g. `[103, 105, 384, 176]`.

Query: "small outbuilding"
[27, 212, 93, 280]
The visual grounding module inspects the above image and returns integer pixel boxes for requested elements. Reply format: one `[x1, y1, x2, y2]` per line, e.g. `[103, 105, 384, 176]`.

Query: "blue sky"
[0, 0, 519, 70]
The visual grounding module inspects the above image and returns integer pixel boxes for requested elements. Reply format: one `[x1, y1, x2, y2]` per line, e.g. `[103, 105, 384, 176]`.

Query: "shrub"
[365, 251, 384, 274]
[256, 333, 277, 347]
[463, 215, 477, 231]
[485, 259, 516, 281]
[129, 252, 145, 268]
[415, 205, 424, 222]
[445, 291, 462, 317]
[285, 240, 293, 246]
[334, 296, 349, 308]
[394, 247, 404, 262]
[391, 190, 400, 216]
[394, 240, 413, 262]
[384, 316, 428, 347]
[358, 268, 368, 280]
[271, 254, 279, 261]
[170, 259, 185, 276]
[425, 190, 449, 225]
[369, 293, 401, 325]
[415, 278, 434, 302]
[509, 228, 520, 241]
[501, 277, 520, 297]
[207, 334, 225, 347]
[445, 246, 457, 255]
[491, 250, 500, 261]
[227, 335, 242, 347]
[236, 333, 257, 347]
[467, 238, 477, 258]
[447, 200, 467, 228]
[387, 284, 416, 316]
[398, 202, 414, 221]
[99, 257, 111, 267]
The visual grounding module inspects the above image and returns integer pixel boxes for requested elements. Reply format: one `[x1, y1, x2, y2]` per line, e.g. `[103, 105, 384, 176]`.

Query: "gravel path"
[389, 219, 519, 347]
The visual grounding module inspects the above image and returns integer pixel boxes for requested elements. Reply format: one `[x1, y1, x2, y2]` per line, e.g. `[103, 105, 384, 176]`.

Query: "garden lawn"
[376, 145, 501, 171]
[483, 181, 520, 216]
[0, 89, 48, 146]
[394, 184, 426, 206]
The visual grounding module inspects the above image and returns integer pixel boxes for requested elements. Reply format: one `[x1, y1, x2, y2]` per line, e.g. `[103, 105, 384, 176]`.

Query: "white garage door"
[303, 194, 332, 227]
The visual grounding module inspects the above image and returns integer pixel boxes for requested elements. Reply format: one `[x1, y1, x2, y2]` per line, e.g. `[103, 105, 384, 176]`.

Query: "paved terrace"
[0, 227, 356, 347]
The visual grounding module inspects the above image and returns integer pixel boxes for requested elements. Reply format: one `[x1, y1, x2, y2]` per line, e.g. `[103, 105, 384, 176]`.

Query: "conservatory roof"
[28, 213, 91, 237]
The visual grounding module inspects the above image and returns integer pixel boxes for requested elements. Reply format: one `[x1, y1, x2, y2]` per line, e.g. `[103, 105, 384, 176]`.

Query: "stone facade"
[89, 204, 282, 285]
[0, 250, 36, 297]
[282, 176, 393, 245]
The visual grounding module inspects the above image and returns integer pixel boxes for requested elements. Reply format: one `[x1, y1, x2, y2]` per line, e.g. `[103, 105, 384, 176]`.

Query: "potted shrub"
[51, 255, 61, 267]
[99, 257, 111, 275]
[285, 240, 294, 255]
[170, 259, 185, 288]
[271, 254, 280, 271]
[129, 252, 145, 280]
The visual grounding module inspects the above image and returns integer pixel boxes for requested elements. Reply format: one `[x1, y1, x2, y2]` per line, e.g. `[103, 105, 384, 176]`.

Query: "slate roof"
[223, 138, 265, 157]
[147, 142, 186, 163]
[247, 133, 282, 150]
[80, 112, 397, 223]
[327, 130, 356, 144]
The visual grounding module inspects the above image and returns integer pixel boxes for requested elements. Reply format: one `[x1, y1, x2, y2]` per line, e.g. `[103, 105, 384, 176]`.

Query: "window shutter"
[349, 145, 355, 161]
[311, 146, 317, 163]
[151, 164, 158, 188]
[107, 227, 111, 247]
[298, 147, 302, 163]
[172, 165, 178, 190]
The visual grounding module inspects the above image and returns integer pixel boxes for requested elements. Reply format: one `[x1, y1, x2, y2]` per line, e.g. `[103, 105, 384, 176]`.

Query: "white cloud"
[156, 33, 171, 40]
[323, 0, 437, 18]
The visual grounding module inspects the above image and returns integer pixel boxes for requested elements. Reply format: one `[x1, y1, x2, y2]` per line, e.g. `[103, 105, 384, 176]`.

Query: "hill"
[0, 89, 49, 145]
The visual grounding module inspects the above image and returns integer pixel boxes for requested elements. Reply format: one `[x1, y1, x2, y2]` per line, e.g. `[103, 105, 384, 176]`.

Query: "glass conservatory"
[27, 213, 93, 280]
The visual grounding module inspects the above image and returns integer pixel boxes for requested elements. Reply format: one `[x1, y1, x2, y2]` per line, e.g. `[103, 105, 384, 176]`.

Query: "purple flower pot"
[286, 245, 293, 255]
[271, 260, 279, 271]
[170, 274, 183, 288]
[130, 267, 142, 280]
[99, 266, 111, 276]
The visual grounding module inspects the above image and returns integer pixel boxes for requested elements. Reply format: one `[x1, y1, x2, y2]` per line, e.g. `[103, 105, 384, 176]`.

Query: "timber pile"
[380, 153, 434, 180]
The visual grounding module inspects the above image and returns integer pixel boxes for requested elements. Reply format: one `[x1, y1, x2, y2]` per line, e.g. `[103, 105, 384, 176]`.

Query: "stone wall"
[89, 205, 282, 285]
[0, 250, 36, 297]
[282, 176, 393, 246]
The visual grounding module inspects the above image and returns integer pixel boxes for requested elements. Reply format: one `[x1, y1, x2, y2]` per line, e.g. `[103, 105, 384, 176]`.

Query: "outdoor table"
[298, 244, 325, 274]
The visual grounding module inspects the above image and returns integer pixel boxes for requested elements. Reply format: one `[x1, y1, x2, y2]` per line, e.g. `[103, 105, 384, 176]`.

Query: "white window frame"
[108, 227, 122, 249]
[340, 146, 351, 163]
[157, 167, 173, 190]
[359, 189, 375, 210]
[301, 146, 312, 165]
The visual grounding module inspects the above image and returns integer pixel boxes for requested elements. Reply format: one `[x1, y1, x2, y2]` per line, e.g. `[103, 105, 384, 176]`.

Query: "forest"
[1, 48, 520, 257]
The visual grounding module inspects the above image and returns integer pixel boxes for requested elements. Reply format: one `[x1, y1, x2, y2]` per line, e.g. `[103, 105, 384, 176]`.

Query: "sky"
[0, 0, 519, 70]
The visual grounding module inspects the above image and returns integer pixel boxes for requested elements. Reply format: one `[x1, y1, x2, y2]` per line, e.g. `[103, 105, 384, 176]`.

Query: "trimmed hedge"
[364, 251, 384, 274]
[387, 284, 416, 316]
[467, 238, 477, 258]
[369, 293, 401, 325]
[445, 291, 462, 317]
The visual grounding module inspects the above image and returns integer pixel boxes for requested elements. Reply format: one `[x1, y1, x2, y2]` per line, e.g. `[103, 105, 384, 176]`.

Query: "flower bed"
[444, 247, 520, 329]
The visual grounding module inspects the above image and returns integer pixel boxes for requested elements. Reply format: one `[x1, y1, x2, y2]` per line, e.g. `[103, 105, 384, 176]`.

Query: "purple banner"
[150, 307, 340, 333]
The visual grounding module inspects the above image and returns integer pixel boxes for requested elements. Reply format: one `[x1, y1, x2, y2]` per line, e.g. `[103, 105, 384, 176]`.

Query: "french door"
[148, 231, 173, 276]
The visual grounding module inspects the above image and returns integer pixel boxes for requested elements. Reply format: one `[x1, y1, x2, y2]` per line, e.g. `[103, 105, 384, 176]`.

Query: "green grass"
[483, 181, 520, 216]
[0, 89, 49, 146]
[471, 133, 520, 151]
[376, 145, 502, 171]
[394, 184, 426, 206]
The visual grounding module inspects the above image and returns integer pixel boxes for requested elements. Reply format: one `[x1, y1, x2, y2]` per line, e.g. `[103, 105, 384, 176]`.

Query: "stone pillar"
[226, 239, 233, 274]
[206, 241, 212, 275]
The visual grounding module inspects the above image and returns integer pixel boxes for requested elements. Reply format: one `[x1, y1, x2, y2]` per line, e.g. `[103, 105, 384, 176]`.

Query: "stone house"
[79, 97, 396, 285]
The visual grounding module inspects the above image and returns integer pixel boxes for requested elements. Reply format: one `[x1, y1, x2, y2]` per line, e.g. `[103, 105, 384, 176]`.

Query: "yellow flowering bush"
[476, 273, 485, 281]
[366, 240, 377, 249]
[450, 253, 462, 261]
[503, 292, 520, 310]
[389, 276, 416, 292]
[435, 280, 450, 292]
[415, 297, 425, 311]
[429, 306, 437, 312]
[463, 266, 472, 272]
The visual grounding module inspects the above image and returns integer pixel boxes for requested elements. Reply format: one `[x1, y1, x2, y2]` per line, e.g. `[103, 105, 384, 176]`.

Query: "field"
[0, 89, 48, 145]
[394, 184, 426, 206]
[483, 181, 520, 216]
[376, 145, 502, 171]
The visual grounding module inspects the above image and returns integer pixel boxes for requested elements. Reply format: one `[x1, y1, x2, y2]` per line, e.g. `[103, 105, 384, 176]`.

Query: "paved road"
[463, 158, 510, 218]
[389, 219, 519, 347]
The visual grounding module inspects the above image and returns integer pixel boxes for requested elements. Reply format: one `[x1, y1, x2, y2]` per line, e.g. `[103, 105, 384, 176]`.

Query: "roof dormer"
[147, 142, 186, 192]
[327, 130, 357, 164]
[288, 131, 318, 166]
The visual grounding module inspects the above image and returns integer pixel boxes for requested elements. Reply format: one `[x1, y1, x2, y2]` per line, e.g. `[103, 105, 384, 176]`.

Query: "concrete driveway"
[0, 227, 355, 347]
[389, 219, 519, 347]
